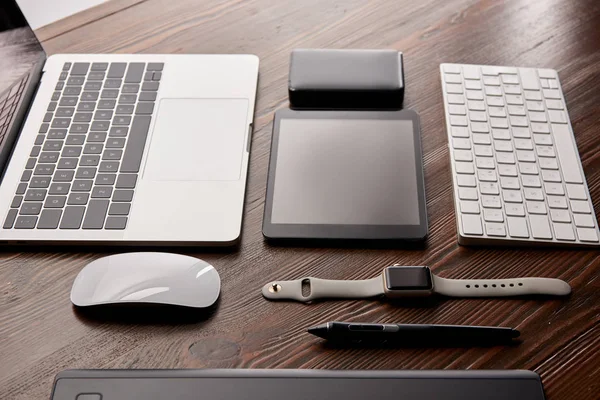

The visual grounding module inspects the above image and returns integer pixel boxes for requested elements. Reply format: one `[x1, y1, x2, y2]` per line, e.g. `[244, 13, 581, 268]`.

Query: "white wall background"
[16, 0, 108, 29]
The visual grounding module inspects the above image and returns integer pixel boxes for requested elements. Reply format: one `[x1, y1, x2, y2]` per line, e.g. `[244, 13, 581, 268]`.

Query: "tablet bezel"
[262, 108, 428, 241]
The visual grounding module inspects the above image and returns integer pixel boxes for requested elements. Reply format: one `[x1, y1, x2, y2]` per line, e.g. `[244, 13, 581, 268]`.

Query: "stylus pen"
[308, 322, 520, 346]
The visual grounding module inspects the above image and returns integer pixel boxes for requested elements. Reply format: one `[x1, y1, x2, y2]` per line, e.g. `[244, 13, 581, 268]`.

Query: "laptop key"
[95, 110, 113, 120]
[84, 81, 102, 91]
[14, 216, 37, 229]
[39, 123, 49, 133]
[80, 155, 100, 166]
[144, 71, 153, 81]
[106, 138, 125, 148]
[54, 170, 75, 182]
[21, 170, 32, 181]
[43, 112, 53, 122]
[152, 72, 162, 81]
[110, 127, 128, 137]
[60, 206, 85, 229]
[92, 186, 113, 198]
[66, 135, 85, 145]
[30, 177, 51, 188]
[87, 72, 105, 81]
[109, 202, 130, 215]
[4, 209, 18, 229]
[91, 121, 110, 131]
[74, 113, 92, 123]
[62, 146, 82, 157]
[99, 161, 119, 172]
[98, 99, 116, 109]
[147, 63, 164, 71]
[26, 158, 36, 169]
[57, 158, 77, 169]
[119, 94, 137, 104]
[51, 92, 60, 101]
[59, 72, 68, 81]
[67, 192, 89, 205]
[121, 116, 151, 172]
[104, 79, 122, 89]
[71, 63, 90, 76]
[70, 124, 89, 133]
[113, 190, 134, 202]
[72, 180, 93, 192]
[11, 196, 23, 208]
[101, 89, 119, 99]
[116, 105, 134, 114]
[63, 86, 81, 96]
[125, 63, 145, 83]
[52, 118, 70, 128]
[82, 200, 109, 229]
[67, 76, 85, 85]
[49, 183, 71, 195]
[25, 189, 46, 201]
[84, 144, 103, 154]
[35, 135, 45, 145]
[136, 102, 154, 115]
[44, 196, 66, 208]
[76, 167, 97, 179]
[108, 63, 127, 78]
[48, 102, 58, 111]
[30, 146, 41, 157]
[56, 107, 75, 117]
[142, 82, 159, 91]
[34, 164, 55, 175]
[139, 92, 157, 101]
[105, 216, 127, 230]
[43, 141, 63, 152]
[91, 62, 108, 71]
[103, 150, 122, 160]
[59, 97, 77, 107]
[78, 102, 96, 111]
[48, 129, 67, 139]
[81, 92, 99, 101]
[122, 84, 140, 93]
[95, 174, 116, 185]
[38, 209, 62, 229]
[20, 203, 42, 215]
[89, 133, 107, 142]
[39, 152, 59, 163]
[16, 183, 28, 194]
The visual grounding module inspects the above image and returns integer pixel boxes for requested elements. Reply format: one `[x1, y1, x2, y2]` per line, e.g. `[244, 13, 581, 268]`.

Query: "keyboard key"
[485, 222, 506, 237]
[565, 184, 586, 200]
[550, 124, 583, 183]
[494, 140, 512, 152]
[447, 94, 464, 104]
[479, 182, 499, 195]
[56, 107, 75, 117]
[450, 116, 468, 126]
[485, 86, 502, 96]
[62, 146, 82, 157]
[483, 209, 503, 222]
[526, 101, 544, 111]
[141, 81, 160, 91]
[470, 122, 489, 133]
[72, 180, 93, 192]
[486, 97, 504, 107]
[89, 132, 107, 142]
[71, 63, 90, 76]
[84, 81, 102, 91]
[88, 72, 105, 81]
[116, 105, 135, 115]
[16, 183, 28, 194]
[136, 102, 155, 115]
[39, 152, 59, 163]
[3, 209, 18, 228]
[474, 145, 492, 157]
[147, 62, 164, 71]
[108, 63, 127, 78]
[546, 99, 563, 110]
[460, 200, 480, 214]
[109, 203, 130, 215]
[70, 124, 89, 134]
[475, 157, 494, 169]
[502, 189, 522, 203]
[573, 214, 594, 228]
[14, 216, 37, 229]
[84, 144, 103, 154]
[533, 134, 552, 145]
[21, 170, 32, 181]
[119, 94, 137, 104]
[496, 152, 516, 164]
[461, 214, 483, 235]
[477, 170, 497, 182]
[456, 174, 476, 187]
[553, 223, 575, 241]
[505, 203, 525, 216]
[92, 186, 113, 198]
[68, 192, 89, 205]
[507, 217, 529, 238]
[524, 188, 544, 201]
[468, 100, 485, 111]
[82, 200, 109, 229]
[95, 174, 116, 185]
[103, 150, 123, 160]
[64, 86, 81, 96]
[482, 195, 501, 208]
[529, 215, 552, 239]
[66, 135, 85, 145]
[506, 95, 523, 105]
[550, 209, 571, 223]
[120, 116, 151, 173]
[76, 167, 97, 179]
[81, 92, 99, 101]
[60, 206, 85, 229]
[122, 84, 140, 93]
[500, 177, 519, 189]
[67, 76, 85, 85]
[577, 228, 599, 243]
[544, 182, 564, 195]
[547, 195, 567, 209]
[524, 90, 542, 101]
[522, 175, 541, 188]
[541, 170, 561, 182]
[110, 127, 129, 137]
[455, 162, 474, 174]
[91, 62, 108, 71]
[11, 195, 23, 208]
[113, 190, 134, 202]
[529, 111, 546, 123]
[105, 216, 128, 230]
[98, 99, 116, 109]
[44, 196, 66, 208]
[99, 161, 119, 173]
[452, 138, 471, 149]
[458, 188, 478, 200]
[53, 170, 75, 182]
[125, 63, 145, 83]
[526, 201, 547, 215]
[80, 155, 100, 166]
[49, 182, 70, 195]
[113, 116, 131, 126]
[570, 200, 591, 214]
[34, 164, 55, 176]
[94, 110, 113, 120]
[498, 164, 518, 177]
[101, 89, 119, 99]
[37, 209, 62, 229]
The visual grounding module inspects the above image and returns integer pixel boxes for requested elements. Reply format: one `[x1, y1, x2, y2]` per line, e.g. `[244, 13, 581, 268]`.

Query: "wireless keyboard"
[440, 63, 599, 246]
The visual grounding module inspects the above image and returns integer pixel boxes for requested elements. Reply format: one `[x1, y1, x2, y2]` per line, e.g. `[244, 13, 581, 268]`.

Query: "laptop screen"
[0, 0, 45, 153]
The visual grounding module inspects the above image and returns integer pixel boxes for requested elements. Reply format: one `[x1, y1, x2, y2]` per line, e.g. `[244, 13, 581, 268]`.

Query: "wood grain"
[1, 0, 600, 398]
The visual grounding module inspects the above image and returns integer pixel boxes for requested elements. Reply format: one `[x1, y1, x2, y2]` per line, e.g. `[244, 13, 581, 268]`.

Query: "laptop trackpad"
[143, 98, 249, 181]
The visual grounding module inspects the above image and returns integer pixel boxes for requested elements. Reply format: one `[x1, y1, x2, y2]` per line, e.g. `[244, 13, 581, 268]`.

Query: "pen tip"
[307, 323, 328, 338]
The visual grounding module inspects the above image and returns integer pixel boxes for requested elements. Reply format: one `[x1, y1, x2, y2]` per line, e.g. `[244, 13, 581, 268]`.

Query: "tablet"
[263, 109, 427, 241]
[51, 369, 546, 400]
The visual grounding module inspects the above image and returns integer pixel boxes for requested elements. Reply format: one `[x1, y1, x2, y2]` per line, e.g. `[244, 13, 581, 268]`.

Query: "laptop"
[0, 0, 259, 246]
[50, 369, 547, 400]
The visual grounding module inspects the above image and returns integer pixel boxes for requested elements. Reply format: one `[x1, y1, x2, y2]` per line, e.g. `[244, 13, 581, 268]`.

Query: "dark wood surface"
[1, 0, 599, 398]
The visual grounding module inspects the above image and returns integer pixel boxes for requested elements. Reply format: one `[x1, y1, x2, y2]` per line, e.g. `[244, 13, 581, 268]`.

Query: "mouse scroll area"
[70, 252, 221, 309]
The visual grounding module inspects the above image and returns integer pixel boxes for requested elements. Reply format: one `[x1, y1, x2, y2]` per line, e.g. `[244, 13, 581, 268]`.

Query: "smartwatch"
[261, 266, 571, 302]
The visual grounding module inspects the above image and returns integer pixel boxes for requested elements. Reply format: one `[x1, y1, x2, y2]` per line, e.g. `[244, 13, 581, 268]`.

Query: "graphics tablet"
[263, 109, 427, 241]
[50, 369, 546, 400]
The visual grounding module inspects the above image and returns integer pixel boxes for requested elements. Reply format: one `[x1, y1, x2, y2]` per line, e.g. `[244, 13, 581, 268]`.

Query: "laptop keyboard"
[3, 62, 163, 230]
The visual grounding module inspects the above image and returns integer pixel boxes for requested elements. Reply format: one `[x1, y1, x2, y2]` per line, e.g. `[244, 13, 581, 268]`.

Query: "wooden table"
[2, 0, 599, 398]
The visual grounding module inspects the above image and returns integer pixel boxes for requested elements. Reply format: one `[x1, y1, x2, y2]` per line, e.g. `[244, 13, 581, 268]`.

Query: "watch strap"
[261, 276, 383, 302]
[432, 276, 571, 297]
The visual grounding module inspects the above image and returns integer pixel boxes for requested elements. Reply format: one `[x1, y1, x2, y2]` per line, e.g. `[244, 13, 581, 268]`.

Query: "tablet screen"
[271, 118, 420, 225]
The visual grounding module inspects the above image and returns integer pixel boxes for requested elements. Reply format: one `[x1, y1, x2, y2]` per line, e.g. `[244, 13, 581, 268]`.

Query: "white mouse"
[71, 252, 220, 309]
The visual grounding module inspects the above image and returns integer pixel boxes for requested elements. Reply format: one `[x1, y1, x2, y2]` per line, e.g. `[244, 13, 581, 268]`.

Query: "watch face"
[384, 266, 433, 291]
